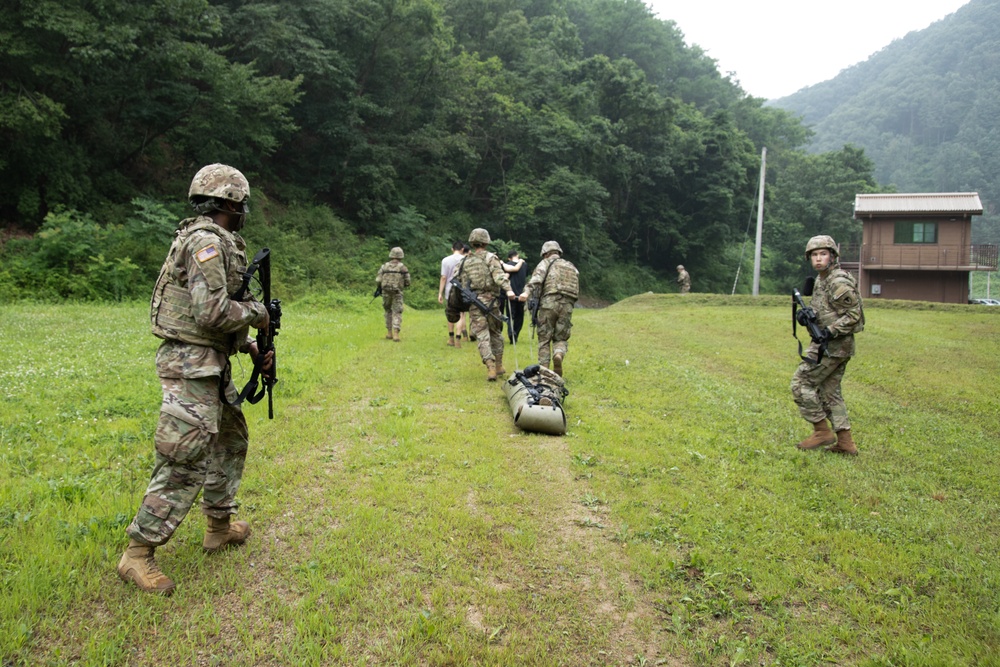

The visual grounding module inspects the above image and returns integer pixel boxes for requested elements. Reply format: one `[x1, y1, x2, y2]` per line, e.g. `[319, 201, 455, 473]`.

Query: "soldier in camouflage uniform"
[519, 241, 579, 377]
[790, 235, 864, 455]
[462, 228, 516, 380]
[117, 164, 271, 595]
[676, 265, 691, 294]
[377, 247, 411, 342]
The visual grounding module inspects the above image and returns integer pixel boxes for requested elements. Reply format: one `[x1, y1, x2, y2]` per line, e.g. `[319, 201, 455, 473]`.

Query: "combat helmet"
[469, 228, 491, 245]
[804, 235, 839, 259]
[389, 247, 404, 259]
[676, 264, 685, 271]
[540, 240, 562, 257]
[189, 164, 250, 216]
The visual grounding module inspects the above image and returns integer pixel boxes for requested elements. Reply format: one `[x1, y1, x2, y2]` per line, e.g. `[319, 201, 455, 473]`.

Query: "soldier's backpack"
[381, 263, 407, 291]
[447, 257, 471, 312]
[548, 258, 579, 301]
[462, 252, 495, 293]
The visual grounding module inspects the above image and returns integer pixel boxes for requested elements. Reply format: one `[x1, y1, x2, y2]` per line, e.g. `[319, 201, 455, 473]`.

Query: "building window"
[894, 221, 938, 244]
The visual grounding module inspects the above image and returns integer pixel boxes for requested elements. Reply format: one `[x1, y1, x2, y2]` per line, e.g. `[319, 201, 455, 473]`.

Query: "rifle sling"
[219, 356, 268, 408]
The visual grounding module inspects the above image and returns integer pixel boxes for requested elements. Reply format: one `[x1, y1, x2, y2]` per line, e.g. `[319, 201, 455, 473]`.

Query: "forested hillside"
[1, 0, 878, 300]
[773, 0, 1000, 242]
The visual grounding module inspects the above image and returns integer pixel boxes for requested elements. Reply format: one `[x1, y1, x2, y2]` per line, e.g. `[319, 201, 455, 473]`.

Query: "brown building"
[846, 193, 998, 304]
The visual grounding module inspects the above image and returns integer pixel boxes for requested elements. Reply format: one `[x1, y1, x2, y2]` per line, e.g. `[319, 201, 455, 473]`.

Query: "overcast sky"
[644, 0, 970, 100]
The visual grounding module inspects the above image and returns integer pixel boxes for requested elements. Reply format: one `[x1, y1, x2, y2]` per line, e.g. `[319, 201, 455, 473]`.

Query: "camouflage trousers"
[469, 296, 504, 363]
[383, 290, 404, 331]
[790, 355, 852, 431]
[536, 299, 574, 367]
[126, 375, 249, 547]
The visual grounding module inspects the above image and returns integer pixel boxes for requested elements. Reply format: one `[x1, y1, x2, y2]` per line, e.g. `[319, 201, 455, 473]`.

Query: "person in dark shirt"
[503, 249, 527, 343]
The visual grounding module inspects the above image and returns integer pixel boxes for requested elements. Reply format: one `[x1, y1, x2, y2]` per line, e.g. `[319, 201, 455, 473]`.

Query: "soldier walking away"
[676, 264, 691, 294]
[118, 164, 272, 595]
[439, 240, 465, 347]
[377, 247, 411, 341]
[790, 235, 864, 455]
[502, 249, 527, 343]
[519, 241, 579, 377]
[462, 228, 516, 380]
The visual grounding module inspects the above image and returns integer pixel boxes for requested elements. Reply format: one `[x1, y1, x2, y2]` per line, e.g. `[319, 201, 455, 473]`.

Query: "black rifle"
[509, 364, 565, 409]
[527, 295, 540, 331]
[230, 248, 282, 418]
[792, 287, 828, 365]
[449, 278, 509, 326]
[370, 284, 382, 304]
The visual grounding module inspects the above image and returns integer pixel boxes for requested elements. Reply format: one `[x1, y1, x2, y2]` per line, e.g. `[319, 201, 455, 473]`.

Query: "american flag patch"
[195, 245, 219, 263]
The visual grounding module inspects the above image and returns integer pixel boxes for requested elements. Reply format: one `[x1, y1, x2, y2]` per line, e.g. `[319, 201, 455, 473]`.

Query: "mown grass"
[1, 294, 998, 666]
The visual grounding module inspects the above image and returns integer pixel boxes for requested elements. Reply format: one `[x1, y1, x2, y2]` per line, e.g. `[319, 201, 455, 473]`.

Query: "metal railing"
[839, 243, 998, 271]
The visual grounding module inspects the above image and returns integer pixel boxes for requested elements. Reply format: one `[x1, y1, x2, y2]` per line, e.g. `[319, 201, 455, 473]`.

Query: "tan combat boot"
[495, 355, 505, 376]
[486, 359, 497, 381]
[454, 333, 462, 348]
[828, 429, 858, 455]
[117, 539, 176, 595]
[796, 420, 837, 450]
[447, 335, 455, 346]
[392, 329, 400, 342]
[203, 516, 251, 553]
[385, 328, 393, 340]
[552, 352, 564, 376]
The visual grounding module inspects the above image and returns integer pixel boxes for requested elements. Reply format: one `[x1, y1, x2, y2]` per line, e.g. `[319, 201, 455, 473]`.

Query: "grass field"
[1, 294, 999, 666]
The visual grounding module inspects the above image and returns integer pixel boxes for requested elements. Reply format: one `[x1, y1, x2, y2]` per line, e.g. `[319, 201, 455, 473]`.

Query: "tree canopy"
[1, 0, 873, 300]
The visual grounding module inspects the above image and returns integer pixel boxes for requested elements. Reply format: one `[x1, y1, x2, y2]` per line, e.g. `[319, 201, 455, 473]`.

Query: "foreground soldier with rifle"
[790, 235, 864, 455]
[118, 164, 275, 595]
[459, 228, 517, 381]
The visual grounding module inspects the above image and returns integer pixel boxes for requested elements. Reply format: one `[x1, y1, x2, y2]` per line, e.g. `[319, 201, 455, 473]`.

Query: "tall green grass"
[1, 295, 998, 665]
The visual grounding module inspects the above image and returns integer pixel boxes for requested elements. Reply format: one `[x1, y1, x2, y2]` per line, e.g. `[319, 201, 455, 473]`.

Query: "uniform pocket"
[154, 377, 220, 464]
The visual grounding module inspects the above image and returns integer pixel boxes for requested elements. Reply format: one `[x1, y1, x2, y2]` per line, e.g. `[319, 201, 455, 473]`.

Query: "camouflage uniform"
[462, 249, 511, 364]
[377, 258, 411, 332]
[790, 264, 864, 432]
[676, 265, 691, 294]
[128, 216, 266, 547]
[524, 254, 579, 368]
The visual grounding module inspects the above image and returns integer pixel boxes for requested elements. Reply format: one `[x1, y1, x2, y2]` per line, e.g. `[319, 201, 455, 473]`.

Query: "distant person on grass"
[439, 240, 466, 347]
[519, 241, 579, 377]
[676, 264, 691, 294]
[377, 246, 411, 342]
[790, 235, 865, 455]
[118, 164, 272, 595]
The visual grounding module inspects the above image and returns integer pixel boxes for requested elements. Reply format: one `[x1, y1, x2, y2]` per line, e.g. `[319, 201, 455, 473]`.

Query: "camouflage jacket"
[462, 249, 511, 296]
[808, 265, 864, 358]
[376, 260, 411, 292]
[150, 216, 265, 378]
[525, 256, 579, 306]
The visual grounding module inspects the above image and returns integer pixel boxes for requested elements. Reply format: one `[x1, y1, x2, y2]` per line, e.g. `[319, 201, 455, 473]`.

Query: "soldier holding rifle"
[790, 235, 864, 455]
[118, 164, 273, 595]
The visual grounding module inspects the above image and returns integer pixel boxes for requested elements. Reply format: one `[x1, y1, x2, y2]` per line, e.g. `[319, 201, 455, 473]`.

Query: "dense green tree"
[0, 0, 300, 228]
[3, 0, 860, 300]
[761, 145, 879, 292]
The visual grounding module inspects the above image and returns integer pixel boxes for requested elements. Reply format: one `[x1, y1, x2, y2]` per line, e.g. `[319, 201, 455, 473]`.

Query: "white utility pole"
[752, 147, 766, 296]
